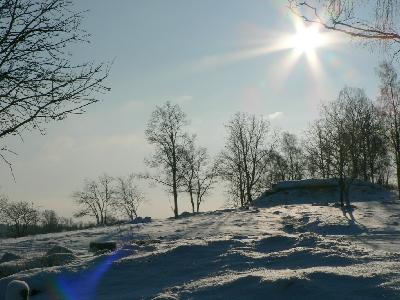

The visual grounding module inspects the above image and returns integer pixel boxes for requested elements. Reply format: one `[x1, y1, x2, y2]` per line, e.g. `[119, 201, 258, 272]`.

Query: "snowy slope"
[1, 186, 400, 299]
[255, 179, 392, 207]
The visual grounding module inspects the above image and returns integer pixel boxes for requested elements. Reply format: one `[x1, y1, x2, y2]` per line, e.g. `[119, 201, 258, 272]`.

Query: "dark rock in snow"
[46, 245, 73, 256]
[131, 216, 152, 224]
[179, 211, 192, 218]
[43, 253, 75, 265]
[89, 241, 117, 253]
[134, 239, 161, 246]
[0, 252, 21, 264]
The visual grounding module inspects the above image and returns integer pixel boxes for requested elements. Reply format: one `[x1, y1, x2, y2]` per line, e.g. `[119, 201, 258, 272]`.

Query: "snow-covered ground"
[1, 183, 400, 299]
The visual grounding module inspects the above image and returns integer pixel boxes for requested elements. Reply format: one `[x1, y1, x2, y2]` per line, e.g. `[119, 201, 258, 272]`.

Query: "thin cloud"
[176, 95, 193, 104]
[268, 111, 283, 120]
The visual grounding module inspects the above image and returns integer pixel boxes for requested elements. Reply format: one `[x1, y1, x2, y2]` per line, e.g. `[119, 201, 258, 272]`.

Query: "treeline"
[141, 61, 400, 217]
[0, 197, 95, 238]
[0, 173, 146, 237]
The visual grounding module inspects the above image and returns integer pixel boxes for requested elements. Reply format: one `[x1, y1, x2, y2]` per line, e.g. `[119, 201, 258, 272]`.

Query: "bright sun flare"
[289, 25, 326, 55]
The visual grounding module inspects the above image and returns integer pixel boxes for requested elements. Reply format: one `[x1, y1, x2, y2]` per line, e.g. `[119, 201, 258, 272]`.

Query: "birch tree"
[144, 101, 189, 218]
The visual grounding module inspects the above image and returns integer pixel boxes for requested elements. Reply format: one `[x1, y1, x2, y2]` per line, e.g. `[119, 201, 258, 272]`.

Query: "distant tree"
[218, 151, 246, 208]
[0, 199, 40, 237]
[58, 217, 74, 228]
[115, 174, 145, 221]
[219, 112, 273, 207]
[264, 149, 288, 184]
[288, 1, 400, 48]
[0, 0, 109, 172]
[377, 61, 400, 196]
[41, 210, 59, 232]
[280, 132, 305, 180]
[0, 195, 8, 222]
[304, 120, 334, 179]
[73, 174, 115, 226]
[144, 101, 189, 218]
[181, 137, 217, 213]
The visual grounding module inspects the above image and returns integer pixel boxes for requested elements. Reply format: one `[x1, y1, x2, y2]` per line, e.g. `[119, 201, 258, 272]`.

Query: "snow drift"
[254, 178, 393, 207]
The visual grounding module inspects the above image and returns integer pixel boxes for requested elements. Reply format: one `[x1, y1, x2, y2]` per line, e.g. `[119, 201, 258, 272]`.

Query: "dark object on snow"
[0, 252, 21, 263]
[43, 253, 76, 265]
[46, 245, 73, 256]
[5, 280, 29, 300]
[89, 241, 116, 252]
[134, 239, 161, 246]
[131, 216, 152, 224]
[179, 211, 192, 218]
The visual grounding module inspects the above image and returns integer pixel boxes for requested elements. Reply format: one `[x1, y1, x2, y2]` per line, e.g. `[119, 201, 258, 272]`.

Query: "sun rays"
[193, 13, 342, 83]
[288, 22, 327, 55]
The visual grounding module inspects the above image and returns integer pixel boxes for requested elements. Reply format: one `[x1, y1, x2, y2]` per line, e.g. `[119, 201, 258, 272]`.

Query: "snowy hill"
[1, 182, 400, 299]
[255, 178, 393, 207]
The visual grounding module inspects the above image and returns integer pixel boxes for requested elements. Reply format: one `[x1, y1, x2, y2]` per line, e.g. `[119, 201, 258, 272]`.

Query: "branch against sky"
[288, 0, 400, 51]
[0, 0, 110, 171]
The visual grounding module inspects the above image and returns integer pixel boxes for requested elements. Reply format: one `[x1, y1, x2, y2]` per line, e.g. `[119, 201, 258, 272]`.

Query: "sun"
[192, 16, 340, 80]
[288, 24, 327, 55]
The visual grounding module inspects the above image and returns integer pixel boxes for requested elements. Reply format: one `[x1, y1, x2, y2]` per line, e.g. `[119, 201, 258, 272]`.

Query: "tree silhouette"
[0, 0, 110, 172]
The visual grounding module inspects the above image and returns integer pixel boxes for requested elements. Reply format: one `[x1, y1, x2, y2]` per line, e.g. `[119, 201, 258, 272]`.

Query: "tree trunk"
[196, 180, 201, 213]
[189, 189, 195, 213]
[246, 184, 252, 206]
[172, 168, 179, 218]
[396, 155, 400, 200]
[339, 176, 345, 207]
[344, 178, 351, 207]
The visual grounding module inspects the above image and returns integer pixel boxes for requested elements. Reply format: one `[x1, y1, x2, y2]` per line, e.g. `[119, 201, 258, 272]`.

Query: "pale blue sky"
[0, 1, 387, 218]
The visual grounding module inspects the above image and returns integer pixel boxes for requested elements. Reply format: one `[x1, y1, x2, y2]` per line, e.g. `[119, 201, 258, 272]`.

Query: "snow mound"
[152, 294, 178, 300]
[46, 245, 73, 256]
[0, 252, 21, 264]
[254, 179, 394, 207]
[0, 253, 76, 279]
[256, 235, 297, 252]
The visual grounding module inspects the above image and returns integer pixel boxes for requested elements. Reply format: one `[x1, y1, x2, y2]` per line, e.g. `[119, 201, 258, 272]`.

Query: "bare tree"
[73, 174, 115, 226]
[115, 174, 145, 221]
[377, 61, 400, 195]
[181, 137, 217, 213]
[264, 149, 288, 184]
[144, 101, 189, 218]
[0, 198, 40, 237]
[41, 209, 59, 232]
[0, 194, 8, 222]
[304, 120, 334, 178]
[0, 0, 109, 171]
[218, 151, 246, 208]
[219, 112, 273, 207]
[288, 1, 400, 48]
[309, 86, 389, 206]
[320, 92, 354, 207]
[280, 132, 305, 180]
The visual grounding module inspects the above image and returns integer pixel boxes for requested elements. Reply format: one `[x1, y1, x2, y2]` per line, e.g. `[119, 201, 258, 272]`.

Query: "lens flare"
[288, 24, 327, 55]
